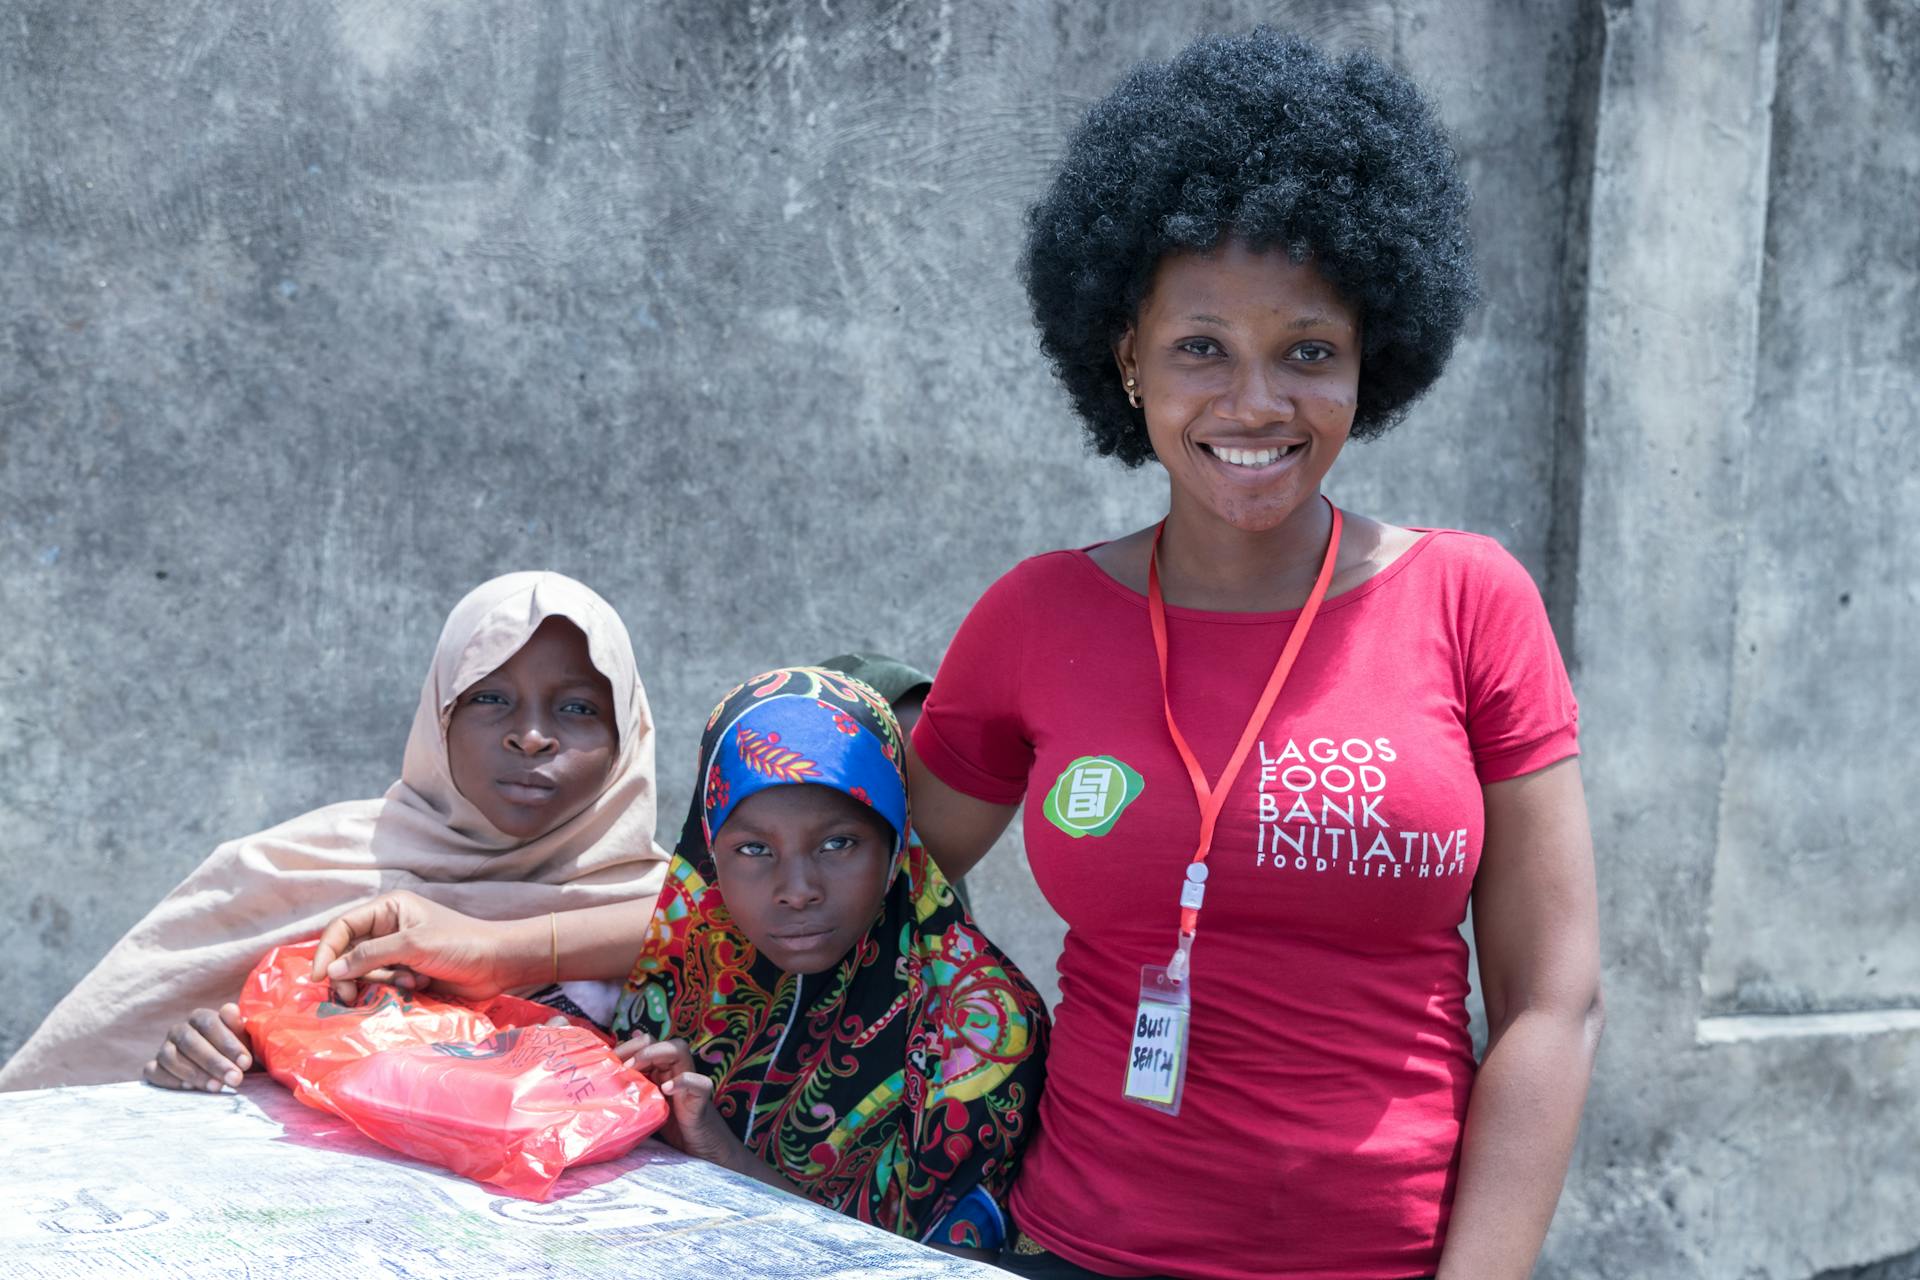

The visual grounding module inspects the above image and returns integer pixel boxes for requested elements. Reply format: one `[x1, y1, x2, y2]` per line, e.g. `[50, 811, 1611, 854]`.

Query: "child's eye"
[468, 691, 508, 706]
[820, 835, 859, 853]
[734, 841, 772, 858]
[560, 700, 599, 716]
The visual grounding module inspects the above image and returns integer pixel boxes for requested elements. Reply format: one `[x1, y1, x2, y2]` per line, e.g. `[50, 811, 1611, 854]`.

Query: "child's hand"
[615, 1033, 741, 1170]
[142, 1004, 252, 1092]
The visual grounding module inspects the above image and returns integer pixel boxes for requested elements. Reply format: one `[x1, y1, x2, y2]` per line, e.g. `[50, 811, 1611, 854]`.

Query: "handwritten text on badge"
[1123, 1005, 1188, 1106]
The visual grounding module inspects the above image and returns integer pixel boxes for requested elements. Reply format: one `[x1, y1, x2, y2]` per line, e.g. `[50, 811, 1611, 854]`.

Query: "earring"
[1125, 376, 1141, 410]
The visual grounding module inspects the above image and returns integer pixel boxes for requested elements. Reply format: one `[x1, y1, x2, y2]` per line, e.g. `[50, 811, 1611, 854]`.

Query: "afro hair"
[1021, 28, 1478, 466]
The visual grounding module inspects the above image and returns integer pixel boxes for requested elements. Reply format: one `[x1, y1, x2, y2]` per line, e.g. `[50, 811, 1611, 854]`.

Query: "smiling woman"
[905, 27, 1601, 1280]
[1114, 243, 1362, 570]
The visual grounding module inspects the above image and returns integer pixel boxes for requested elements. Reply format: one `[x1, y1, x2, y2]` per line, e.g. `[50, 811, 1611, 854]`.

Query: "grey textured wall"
[2, 2, 1913, 1276]
[1553, 2, 1920, 1277]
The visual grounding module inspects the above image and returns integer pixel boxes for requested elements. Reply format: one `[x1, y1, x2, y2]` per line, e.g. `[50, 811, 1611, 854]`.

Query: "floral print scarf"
[611, 667, 1048, 1244]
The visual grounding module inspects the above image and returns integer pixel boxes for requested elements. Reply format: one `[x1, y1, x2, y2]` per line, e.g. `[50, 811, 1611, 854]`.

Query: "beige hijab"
[0, 572, 668, 1091]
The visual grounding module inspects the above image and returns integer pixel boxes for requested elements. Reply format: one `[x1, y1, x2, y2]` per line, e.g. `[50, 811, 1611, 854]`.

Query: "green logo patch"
[1042, 755, 1145, 838]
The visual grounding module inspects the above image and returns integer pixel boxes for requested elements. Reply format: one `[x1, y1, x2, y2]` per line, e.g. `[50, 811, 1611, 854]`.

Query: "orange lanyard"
[1147, 498, 1343, 979]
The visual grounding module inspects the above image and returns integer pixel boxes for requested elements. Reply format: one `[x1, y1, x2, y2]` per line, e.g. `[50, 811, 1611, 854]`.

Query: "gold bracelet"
[549, 912, 559, 985]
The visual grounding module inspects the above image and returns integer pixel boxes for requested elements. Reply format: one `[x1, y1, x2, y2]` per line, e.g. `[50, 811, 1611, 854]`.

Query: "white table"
[1, 1079, 1007, 1279]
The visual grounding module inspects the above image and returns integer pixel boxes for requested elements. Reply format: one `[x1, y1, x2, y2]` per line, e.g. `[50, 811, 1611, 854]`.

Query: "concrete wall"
[1, 1, 1912, 1275]
[1552, 2, 1920, 1277]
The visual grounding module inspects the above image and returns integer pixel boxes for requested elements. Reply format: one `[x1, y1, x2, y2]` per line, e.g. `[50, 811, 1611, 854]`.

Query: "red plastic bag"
[317, 1024, 669, 1197]
[237, 942, 669, 1198]
[238, 942, 503, 1101]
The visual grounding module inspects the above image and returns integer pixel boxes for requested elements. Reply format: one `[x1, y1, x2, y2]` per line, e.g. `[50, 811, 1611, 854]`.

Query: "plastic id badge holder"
[1124, 961, 1191, 1115]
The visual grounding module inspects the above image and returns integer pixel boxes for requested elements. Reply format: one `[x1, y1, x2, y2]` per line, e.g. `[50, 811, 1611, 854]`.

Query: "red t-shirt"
[912, 529, 1578, 1280]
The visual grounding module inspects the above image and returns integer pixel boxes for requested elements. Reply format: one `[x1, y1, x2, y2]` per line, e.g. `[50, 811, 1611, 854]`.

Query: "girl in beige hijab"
[0, 572, 668, 1092]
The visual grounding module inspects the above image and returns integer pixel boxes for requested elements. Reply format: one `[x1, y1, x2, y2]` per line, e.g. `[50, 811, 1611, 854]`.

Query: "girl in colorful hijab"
[0, 572, 668, 1092]
[611, 666, 1049, 1253]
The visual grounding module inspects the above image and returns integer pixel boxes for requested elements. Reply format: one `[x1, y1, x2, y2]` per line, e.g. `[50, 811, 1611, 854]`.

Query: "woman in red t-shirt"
[908, 30, 1602, 1280]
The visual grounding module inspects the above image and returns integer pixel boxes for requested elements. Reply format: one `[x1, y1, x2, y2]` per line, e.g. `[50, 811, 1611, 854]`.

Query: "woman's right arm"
[907, 564, 1034, 882]
[905, 753, 1018, 883]
[310, 892, 653, 1000]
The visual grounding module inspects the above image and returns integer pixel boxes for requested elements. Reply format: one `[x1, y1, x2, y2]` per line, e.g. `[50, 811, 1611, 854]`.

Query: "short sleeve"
[912, 563, 1035, 806]
[1460, 539, 1580, 784]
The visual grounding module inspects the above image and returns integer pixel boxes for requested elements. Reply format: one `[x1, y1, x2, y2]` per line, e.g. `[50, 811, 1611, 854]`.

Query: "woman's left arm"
[1436, 756, 1603, 1280]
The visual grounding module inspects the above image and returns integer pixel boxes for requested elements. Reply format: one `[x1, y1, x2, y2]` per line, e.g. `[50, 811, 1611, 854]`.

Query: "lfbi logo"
[1042, 755, 1145, 838]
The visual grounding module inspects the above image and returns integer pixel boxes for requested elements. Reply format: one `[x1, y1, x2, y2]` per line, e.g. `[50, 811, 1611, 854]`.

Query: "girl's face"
[1116, 239, 1362, 533]
[710, 783, 895, 975]
[446, 617, 618, 840]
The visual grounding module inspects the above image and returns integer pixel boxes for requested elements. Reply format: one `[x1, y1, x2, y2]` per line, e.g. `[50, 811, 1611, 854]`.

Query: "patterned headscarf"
[611, 667, 1048, 1243]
